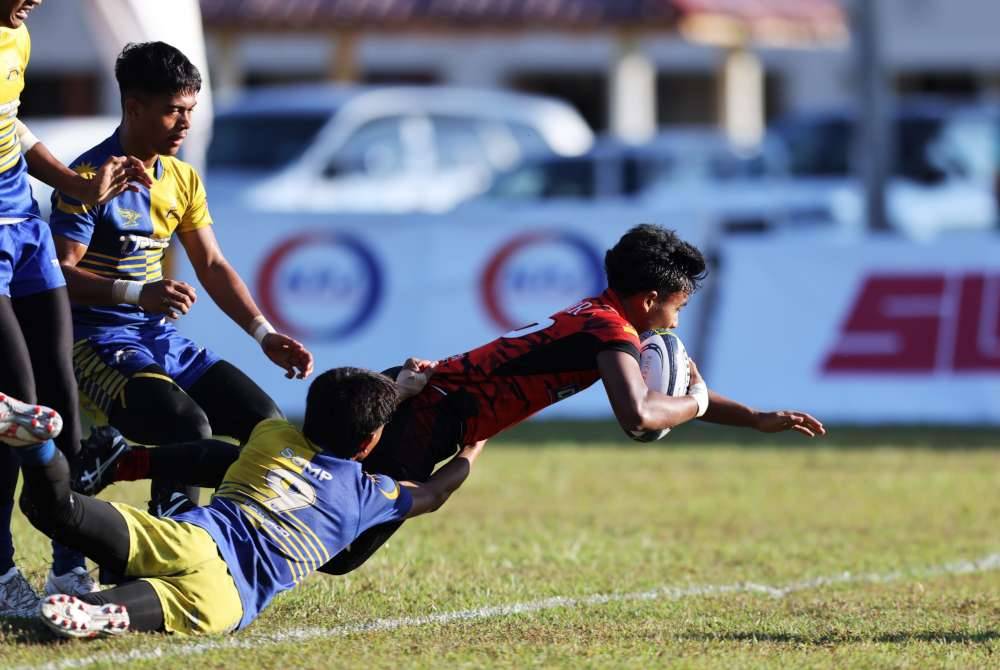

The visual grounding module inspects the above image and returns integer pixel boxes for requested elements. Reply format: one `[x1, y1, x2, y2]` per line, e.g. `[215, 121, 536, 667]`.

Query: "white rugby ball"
[628, 329, 691, 442]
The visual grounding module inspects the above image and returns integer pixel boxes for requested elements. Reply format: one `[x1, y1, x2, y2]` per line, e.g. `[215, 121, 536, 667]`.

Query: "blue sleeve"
[356, 472, 413, 534]
[48, 188, 98, 246]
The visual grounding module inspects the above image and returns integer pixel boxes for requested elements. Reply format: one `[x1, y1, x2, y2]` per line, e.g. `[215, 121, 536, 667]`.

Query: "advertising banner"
[173, 205, 712, 418]
[705, 235, 1000, 424]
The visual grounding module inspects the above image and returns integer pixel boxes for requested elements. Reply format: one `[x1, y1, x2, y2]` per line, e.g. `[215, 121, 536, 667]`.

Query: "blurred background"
[23, 0, 1000, 424]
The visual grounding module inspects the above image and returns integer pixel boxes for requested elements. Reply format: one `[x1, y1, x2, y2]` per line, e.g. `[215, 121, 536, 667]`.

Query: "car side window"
[430, 116, 491, 170]
[325, 118, 407, 178]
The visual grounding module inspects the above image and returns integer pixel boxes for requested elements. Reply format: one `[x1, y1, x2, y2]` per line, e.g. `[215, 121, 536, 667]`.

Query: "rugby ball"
[628, 329, 691, 442]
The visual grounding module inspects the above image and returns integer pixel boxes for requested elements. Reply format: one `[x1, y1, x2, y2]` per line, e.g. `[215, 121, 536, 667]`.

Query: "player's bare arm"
[700, 390, 826, 438]
[20, 128, 151, 205]
[598, 349, 700, 434]
[54, 235, 196, 315]
[402, 440, 486, 517]
[178, 226, 314, 379]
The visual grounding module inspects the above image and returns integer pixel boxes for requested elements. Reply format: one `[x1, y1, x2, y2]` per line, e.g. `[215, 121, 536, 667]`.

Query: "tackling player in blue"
[1, 367, 484, 637]
[0, 0, 153, 614]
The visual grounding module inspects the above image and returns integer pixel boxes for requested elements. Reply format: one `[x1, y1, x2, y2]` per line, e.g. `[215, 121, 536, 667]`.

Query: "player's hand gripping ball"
[628, 329, 691, 442]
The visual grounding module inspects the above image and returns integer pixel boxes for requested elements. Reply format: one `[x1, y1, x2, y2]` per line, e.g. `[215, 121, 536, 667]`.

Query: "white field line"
[15, 552, 1000, 670]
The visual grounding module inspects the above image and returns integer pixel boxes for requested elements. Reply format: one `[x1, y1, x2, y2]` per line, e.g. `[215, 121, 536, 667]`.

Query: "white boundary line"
[14, 552, 1000, 670]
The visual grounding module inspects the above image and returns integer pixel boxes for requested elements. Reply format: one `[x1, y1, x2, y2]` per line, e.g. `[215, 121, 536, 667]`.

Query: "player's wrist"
[112, 279, 143, 305]
[687, 381, 709, 418]
[249, 315, 276, 346]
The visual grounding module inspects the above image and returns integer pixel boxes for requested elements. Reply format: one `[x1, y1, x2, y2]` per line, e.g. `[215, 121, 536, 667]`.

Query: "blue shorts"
[0, 218, 66, 298]
[73, 321, 220, 418]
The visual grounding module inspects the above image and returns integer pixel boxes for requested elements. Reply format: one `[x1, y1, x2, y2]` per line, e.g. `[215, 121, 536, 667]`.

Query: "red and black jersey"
[365, 290, 640, 482]
[424, 289, 641, 443]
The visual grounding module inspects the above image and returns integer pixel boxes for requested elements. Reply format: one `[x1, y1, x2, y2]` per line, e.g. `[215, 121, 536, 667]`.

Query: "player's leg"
[0, 289, 43, 615]
[186, 360, 284, 443]
[75, 433, 241, 496]
[41, 579, 163, 637]
[11, 286, 92, 587]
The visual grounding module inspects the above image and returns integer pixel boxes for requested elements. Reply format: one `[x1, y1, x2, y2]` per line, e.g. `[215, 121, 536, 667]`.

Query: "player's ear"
[642, 290, 660, 312]
[352, 425, 385, 461]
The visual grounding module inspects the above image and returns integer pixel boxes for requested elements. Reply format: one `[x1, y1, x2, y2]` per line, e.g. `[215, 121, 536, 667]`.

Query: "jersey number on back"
[263, 468, 316, 514]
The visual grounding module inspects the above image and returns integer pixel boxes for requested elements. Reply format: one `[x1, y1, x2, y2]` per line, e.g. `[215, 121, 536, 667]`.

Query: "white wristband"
[249, 315, 276, 345]
[15, 120, 39, 153]
[112, 279, 143, 305]
[688, 382, 710, 418]
[395, 369, 430, 401]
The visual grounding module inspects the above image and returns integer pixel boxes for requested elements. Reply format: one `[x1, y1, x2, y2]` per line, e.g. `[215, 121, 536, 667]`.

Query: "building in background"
[20, 1, 1000, 134]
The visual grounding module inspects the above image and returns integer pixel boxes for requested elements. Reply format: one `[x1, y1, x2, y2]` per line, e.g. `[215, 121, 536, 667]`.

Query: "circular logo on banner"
[257, 232, 382, 341]
[480, 231, 605, 331]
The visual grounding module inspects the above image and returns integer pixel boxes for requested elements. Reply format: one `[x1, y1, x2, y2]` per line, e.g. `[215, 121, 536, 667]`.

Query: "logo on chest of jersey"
[117, 208, 143, 228]
[5, 67, 19, 82]
[481, 231, 606, 331]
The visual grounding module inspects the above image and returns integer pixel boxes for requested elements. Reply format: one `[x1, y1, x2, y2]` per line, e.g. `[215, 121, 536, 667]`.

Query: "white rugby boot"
[0, 393, 62, 446]
[40, 594, 130, 638]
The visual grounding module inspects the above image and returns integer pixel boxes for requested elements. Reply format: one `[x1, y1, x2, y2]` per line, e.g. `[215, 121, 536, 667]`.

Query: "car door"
[300, 114, 436, 213]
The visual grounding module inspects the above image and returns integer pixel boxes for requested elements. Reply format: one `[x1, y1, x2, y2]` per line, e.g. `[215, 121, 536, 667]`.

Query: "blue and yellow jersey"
[0, 24, 39, 218]
[176, 420, 413, 630]
[49, 129, 212, 330]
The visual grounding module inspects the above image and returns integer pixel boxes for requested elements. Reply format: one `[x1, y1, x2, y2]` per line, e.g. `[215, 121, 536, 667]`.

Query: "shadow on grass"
[0, 616, 63, 644]
[491, 420, 1000, 450]
[688, 630, 1000, 644]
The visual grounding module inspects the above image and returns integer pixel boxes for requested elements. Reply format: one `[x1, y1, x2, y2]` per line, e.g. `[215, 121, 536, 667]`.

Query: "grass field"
[2, 422, 999, 669]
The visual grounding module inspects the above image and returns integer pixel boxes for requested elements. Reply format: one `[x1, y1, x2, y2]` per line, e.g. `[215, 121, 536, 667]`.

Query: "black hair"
[604, 224, 708, 297]
[115, 41, 202, 103]
[302, 367, 398, 458]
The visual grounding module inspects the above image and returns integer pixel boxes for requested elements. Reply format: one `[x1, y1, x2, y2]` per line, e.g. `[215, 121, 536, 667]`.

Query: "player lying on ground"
[1, 368, 484, 637]
[76, 225, 825, 579]
[50, 41, 313, 522]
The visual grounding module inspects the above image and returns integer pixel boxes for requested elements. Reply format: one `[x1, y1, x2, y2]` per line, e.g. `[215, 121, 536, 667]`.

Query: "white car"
[206, 84, 594, 214]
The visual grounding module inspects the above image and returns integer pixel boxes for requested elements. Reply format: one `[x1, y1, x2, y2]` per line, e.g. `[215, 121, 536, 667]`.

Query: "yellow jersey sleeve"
[179, 165, 212, 233]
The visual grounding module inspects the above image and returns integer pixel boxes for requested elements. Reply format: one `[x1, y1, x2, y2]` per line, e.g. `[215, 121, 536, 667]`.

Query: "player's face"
[127, 91, 198, 157]
[0, 0, 41, 28]
[649, 291, 689, 331]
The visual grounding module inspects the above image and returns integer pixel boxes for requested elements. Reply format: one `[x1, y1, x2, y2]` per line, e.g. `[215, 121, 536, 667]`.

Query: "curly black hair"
[604, 224, 708, 297]
[303, 367, 399, 458]
[115, 41, 201, 102]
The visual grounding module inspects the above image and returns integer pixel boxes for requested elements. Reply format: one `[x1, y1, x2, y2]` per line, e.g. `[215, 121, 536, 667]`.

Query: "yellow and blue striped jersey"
[176, 420, 413, 630]
[0, 24, 39, 218]
[49, 129, 212, 330]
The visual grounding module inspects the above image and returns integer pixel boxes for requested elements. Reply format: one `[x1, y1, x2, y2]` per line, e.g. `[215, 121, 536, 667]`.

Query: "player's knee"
[173, 405, 213, 441]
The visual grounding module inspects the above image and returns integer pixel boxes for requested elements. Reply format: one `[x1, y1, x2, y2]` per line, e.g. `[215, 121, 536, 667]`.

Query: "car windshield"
[207, 113, 329, 170]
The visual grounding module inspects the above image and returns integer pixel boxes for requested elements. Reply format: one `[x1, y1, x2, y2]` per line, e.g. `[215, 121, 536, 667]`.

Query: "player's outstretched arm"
[20, 125, 151, 205]
[402, 440, 486, 518]
[701, 390, 826, 438]
[178, 227, 314, 379]
[598, 350, 702, 434]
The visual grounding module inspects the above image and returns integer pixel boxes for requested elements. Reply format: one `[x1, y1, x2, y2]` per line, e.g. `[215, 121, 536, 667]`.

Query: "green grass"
[2, 422, 999, 669]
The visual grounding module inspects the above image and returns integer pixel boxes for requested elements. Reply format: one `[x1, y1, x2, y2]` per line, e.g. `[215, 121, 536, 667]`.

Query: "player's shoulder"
[555, 292, 639, 342]
[67, 134, 118, 177]
[159, 155, 203, 186]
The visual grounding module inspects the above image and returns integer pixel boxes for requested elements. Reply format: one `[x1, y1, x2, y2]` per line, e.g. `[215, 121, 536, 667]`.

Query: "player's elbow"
[615, 404, 648, 434]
